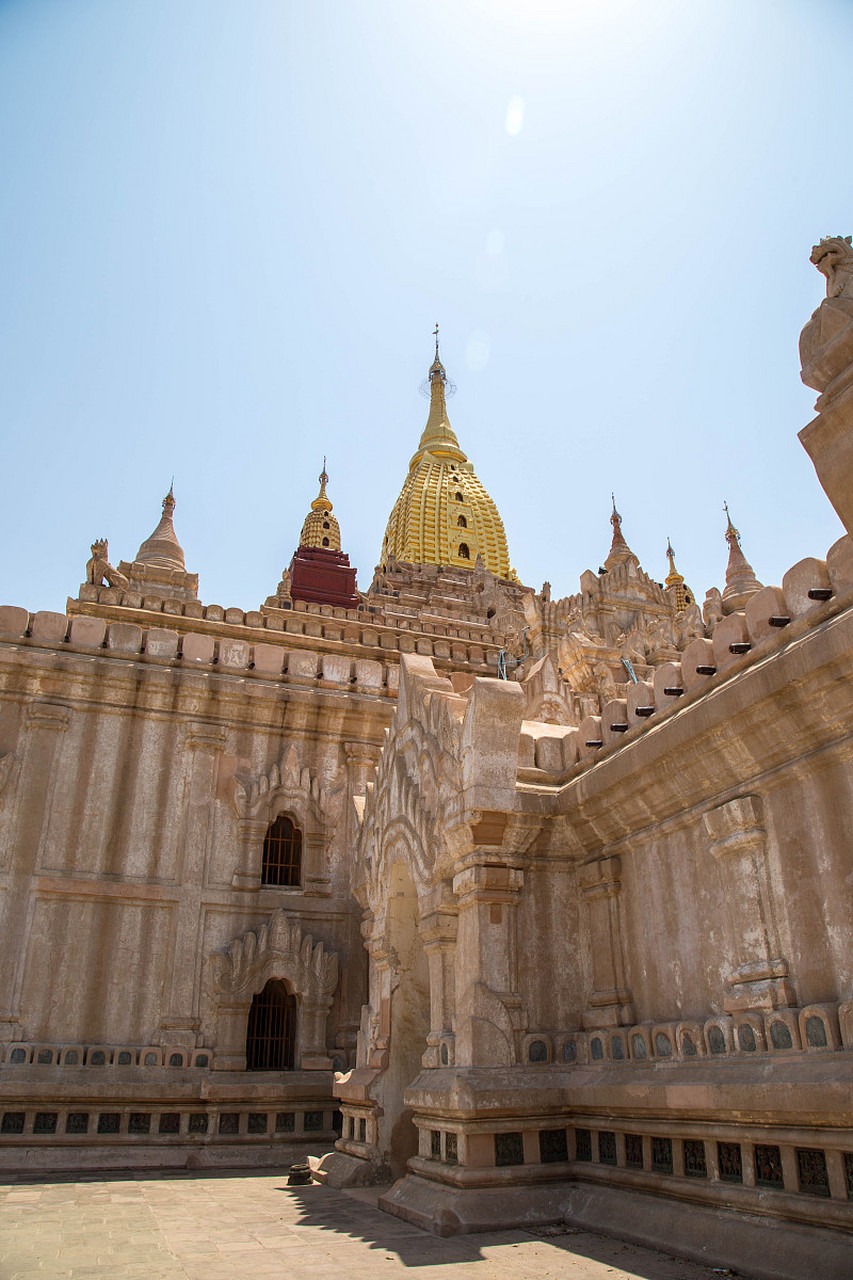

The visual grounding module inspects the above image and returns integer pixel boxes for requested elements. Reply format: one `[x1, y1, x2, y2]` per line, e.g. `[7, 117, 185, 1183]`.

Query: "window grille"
[598, 1131, 617, 1165]
[261, 815, 302, 887]
[683, 1139, 707, 1178]
[625, 1133, 643, 1168]
[495, 1131, 524, 1166]
[754, 1144, 784, 1189]
[539, 1128, 568, 1163]
[718, 1141, 742, 1182]
[796, 1148, 830, 1197]
[246, 979, 296, 1071]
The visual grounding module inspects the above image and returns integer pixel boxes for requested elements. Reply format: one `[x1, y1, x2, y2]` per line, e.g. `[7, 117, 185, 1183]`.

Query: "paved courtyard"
[0, 1168, 742, 1280]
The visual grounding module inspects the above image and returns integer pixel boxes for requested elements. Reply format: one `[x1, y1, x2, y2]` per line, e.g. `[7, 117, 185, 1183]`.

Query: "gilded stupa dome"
[381, 338, 514, 579]
[299, 463, 341, 551]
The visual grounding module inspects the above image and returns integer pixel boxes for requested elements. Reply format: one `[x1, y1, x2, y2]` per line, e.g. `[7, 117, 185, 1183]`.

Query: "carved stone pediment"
[233, 743, 325, 828]
[212, 909, 338, 1000]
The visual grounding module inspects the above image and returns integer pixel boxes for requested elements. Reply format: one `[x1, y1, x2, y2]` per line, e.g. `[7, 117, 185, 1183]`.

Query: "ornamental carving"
[212, 909, 338, 1000]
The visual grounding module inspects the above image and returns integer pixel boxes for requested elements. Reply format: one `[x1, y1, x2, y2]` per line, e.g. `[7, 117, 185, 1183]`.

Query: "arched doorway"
[383, 860, 430, 1174]
[245, 979, 297, 1071]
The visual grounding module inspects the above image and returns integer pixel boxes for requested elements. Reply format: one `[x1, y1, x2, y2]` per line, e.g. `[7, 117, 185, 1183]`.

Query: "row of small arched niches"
[524, 1006, 842, 1065]
[0, 1045, 211, 1068]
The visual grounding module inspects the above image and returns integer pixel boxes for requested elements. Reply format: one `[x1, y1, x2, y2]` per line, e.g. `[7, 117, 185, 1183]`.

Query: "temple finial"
[433, 323, 440, 362]
[135, 485, 184, 570]
[605, 495, 638, 571]
[721, 502, 762, 613]
[664, 537, 694, 611]
[311, 460, 333, 513]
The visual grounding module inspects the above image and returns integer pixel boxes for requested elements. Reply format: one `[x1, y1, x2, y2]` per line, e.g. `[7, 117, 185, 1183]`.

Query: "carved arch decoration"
[210, 909, 339, 1070]
[231, 744, 333, 893]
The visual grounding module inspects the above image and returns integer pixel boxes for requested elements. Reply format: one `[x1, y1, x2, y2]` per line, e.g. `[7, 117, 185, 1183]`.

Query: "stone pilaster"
[0, 703, 69, 1038]
[580, 855, 634, 1028]
[419, 897, 458, 1066]
[230, 817, 268, 890]
[703, 794, 795, 1011]
[156, 723, 226, 1048]
[452, 860, 526, 1067]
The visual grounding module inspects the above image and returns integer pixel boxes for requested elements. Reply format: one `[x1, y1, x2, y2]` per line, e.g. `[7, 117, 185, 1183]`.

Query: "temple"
[0, 242, 852, 1279]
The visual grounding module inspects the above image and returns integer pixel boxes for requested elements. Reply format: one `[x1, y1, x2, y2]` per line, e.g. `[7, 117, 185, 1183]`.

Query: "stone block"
[287, 651, 319, 683]
[181, 633, 215, 664]
[162, 598, 183, 615]
[626, 680, 655, 720]
[826, 534, 853, 595]
[745, 586, 789, 645]
[652, 662, 683, 709]
[782, 556, 832, 620]
[107, 623, 143, 653]
[517, 731, 535, 769]
[183, 600, 204, 618]
[578, 715, 603, 761]
[712, 613, 750, 673]
[601, 698, 629, 748]
[322, 654, 352, 686]
[69, 617, 106, 648]
[31, 611, 67, 643]
[680, 638, 715, 691]
[218, 639, 250, 669]
[224, 608, 244, 625]
[534, 733, 566, 773]
[355, 660, 383, 692]
[386, 666, 400, 694]
[0, 606, 30, 637]
[561, 729, 578, 769]
[205, 604, 225, 622]
[144, 628, 179, 660]
[245, 611, 263, 628]
[252, 643, 284, 676]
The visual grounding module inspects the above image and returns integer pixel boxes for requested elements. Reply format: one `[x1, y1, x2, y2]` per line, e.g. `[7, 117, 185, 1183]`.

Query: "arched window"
[246, 979, 296, 1070]
[455, 491, 463, 502]
[262, 815, 302, 887]
[457, 514, 467, 528]
[322, 536, 329, 547]
[458, 543, 470, 560]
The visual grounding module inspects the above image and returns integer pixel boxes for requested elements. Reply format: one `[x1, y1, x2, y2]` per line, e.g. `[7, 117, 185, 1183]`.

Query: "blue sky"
[1, 0, 851, 613]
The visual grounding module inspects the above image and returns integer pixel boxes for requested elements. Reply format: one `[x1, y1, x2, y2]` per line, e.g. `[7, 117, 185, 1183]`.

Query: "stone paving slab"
[0, 1169, 747, 1280]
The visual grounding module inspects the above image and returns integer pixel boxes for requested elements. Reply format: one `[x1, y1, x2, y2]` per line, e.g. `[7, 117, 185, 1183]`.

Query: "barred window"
[246, 979, 297, 1071]
[262, 814, 302, 887]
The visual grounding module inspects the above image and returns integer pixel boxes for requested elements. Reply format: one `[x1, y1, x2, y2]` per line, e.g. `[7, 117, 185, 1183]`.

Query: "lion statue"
[86, 540, 128, 591]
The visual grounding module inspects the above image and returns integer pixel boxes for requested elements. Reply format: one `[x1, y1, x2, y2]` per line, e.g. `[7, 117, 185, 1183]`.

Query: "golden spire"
[310, 458, 333, 513]
[411, 325, 465, 468]
[664, 537, 694, 611]
[604, 494, 638, 571]
[299, 461, 341, 551]
[721, 501, 762, 612]
[380, 335, 514, 578]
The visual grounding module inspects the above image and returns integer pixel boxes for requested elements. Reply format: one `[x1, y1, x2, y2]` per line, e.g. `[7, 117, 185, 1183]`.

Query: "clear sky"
[1, 0, 851, 614]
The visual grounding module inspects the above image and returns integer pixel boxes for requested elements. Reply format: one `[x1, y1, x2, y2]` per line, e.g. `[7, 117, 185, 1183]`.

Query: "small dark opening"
[246, 979, 297, 1071]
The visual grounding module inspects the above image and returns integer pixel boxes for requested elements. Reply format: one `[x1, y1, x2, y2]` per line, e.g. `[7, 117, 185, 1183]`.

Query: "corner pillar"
[452, 858, 526, 1066]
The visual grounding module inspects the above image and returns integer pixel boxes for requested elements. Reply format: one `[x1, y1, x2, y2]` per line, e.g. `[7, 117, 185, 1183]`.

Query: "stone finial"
[604, 495, 639, 571]
[810, 235, 853, 299]
[134, 485, 186, 571]
[721, 503, 762, 614]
